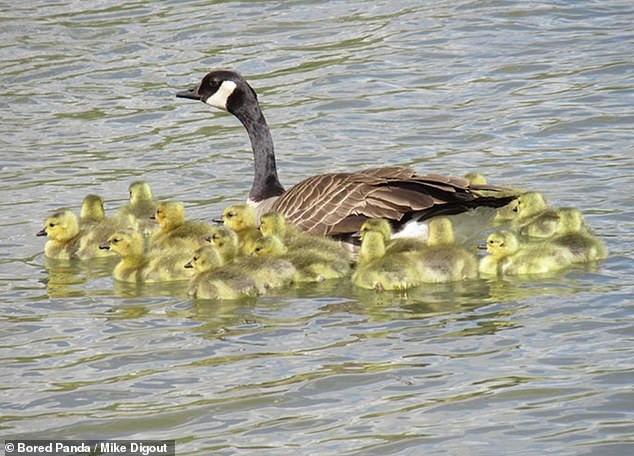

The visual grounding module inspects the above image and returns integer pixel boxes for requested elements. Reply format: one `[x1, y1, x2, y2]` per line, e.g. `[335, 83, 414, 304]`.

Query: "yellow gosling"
[152, 201, 214, 251]
[464, 172, 488, 185]
[185, 246, 259, 300]
[352, 230, 424, 291]
[417, 217, 478, 283]
[100, 230, 194, 282]
[37, 209, 114, 259]
[115, 180, 158, 236]
[551, 208, 607, 263]
[223, 204, 262, 255]
[479, 230, 573, 276]
[205, 225, 241, 262]
[251, 235, 349, 282]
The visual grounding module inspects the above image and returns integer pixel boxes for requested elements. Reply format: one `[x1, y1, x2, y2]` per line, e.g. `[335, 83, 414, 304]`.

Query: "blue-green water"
[1, 1, 633, 454]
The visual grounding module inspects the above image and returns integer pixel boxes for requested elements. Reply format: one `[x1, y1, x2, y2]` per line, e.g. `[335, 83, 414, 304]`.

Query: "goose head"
[485, 231, 520, 258]
[37, 210, 79, 242]
[80, 194, 106, 222]
[176, 70, 257, 116]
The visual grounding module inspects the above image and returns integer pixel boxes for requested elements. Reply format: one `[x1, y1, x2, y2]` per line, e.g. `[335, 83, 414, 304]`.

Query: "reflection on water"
[1, 0, 633, 454]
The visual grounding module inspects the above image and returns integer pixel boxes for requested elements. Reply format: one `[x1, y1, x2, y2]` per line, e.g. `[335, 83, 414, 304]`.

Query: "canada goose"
[176, 70, 519, 240]
[115, 180, 158, 236]
[259, 212, 353, 261]
[479, 230, 573, 276]
[416, 217, 478, 283]
[222, 204, 261, 255]
[550, 208, 607, 263]
[152, 201, 214, 251]
[37, 209, 115, 260]
[185, 245, 259, 300]
[100, 230, 195, 282]
[251, 235, 350, 282]
[352, 230, 424, 291]
[359, 218, 427, 255]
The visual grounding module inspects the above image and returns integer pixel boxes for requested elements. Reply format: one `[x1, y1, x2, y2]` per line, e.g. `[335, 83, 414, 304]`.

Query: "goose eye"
[111, 238, 119, 244]
[227, 212, 234, 218]
[49, 222, 56, 228]
[193, 256, 199, 261]
[488, 239, 495, 244]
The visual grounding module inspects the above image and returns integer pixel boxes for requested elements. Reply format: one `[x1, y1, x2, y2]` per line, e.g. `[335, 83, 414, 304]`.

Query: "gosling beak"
[184, 261, 193, 269]
[99, 241, 111, 250]
[176, 87, 202, 101]
[36, 228, 47, 237]
[203, 235, 212, 243]
[212, 216, 223, 224]
[477, 244, 488, 251]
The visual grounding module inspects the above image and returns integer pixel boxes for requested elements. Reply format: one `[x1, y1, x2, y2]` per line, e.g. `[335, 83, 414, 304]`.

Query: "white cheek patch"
[204, 80, 237, 111]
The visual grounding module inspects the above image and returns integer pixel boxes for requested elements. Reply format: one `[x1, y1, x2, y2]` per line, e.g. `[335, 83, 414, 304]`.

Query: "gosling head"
[358, 230, 387, 264]
[184, 246, 223, 273]
[427, 217, 455, 247]
[250, 235, 287, 257]
[100, 230, 144, 258]
[153, 202, 185, 231]
[515, 192, 547, 220]
[129, 180, 153, 204]
[360, 218, 392, 242]
[223, 204, 256, 232]
[176, 69, 257, 115]
[37, 210, 79, 242]
[485, 231, 520, 258]
[556, 208, 585, 234]
[80, 194, 105, 222]
[259, 212, 287, 238]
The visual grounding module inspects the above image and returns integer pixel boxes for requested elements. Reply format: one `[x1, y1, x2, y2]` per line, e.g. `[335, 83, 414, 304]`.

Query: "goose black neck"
[232, 102, 285, 202]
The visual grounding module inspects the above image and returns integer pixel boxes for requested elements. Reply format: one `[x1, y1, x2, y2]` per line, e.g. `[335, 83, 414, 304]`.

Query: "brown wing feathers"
[271, 167, 515, 236]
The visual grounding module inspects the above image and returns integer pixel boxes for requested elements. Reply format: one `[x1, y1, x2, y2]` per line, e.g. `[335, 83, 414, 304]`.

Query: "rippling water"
[1, 0, 633, 454]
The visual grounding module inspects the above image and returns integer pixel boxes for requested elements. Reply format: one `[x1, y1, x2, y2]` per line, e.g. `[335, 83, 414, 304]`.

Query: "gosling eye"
[212, 234, 220, 240]
[111, 238, 119, 244]
[255, 247, 262, 253]
[49, 222, 56, 228]
[227, 212, 235, 218]
[488, 239, 495, 244]
[193, 256, 199, 261]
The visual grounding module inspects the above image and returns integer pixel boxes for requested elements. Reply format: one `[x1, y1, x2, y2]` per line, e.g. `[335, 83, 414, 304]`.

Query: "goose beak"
[36, 228, 47, 237]
[99, 241, 111, 250]
[176, 87, 201, 101]
[184, 261, 193, 269]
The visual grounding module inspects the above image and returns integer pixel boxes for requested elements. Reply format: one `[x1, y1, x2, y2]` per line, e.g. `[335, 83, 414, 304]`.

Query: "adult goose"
[176, 70, 517, 239]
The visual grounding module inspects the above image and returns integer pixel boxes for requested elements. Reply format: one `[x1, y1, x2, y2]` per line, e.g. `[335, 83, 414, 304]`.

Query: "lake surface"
[1, 0, 633, 454]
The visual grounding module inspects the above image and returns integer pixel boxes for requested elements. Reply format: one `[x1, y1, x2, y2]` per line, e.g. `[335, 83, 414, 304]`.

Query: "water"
[1, 0, 633, 454]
